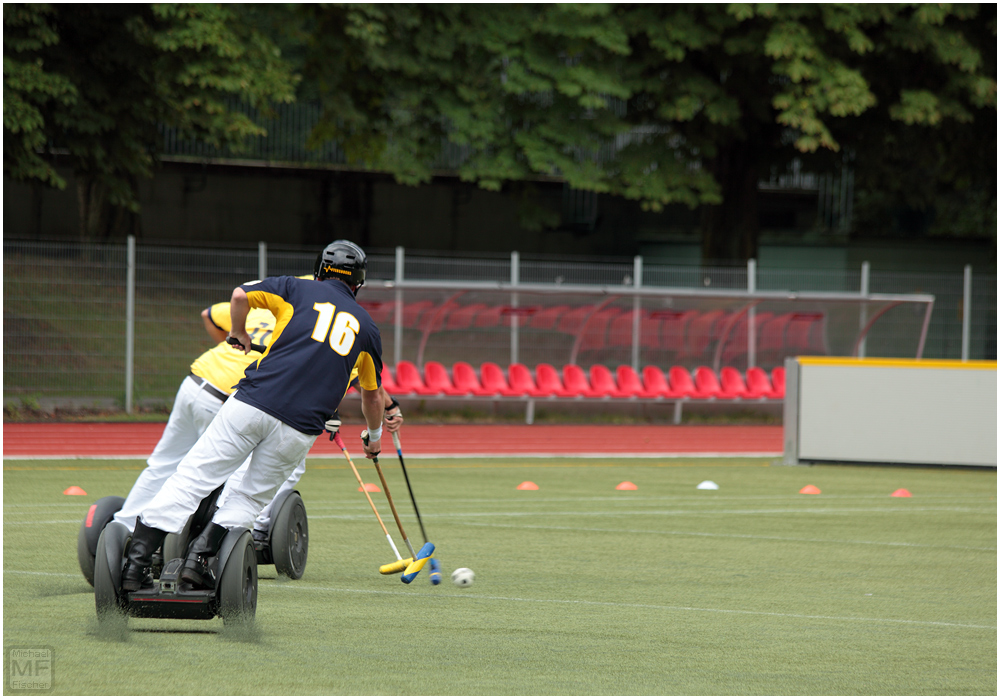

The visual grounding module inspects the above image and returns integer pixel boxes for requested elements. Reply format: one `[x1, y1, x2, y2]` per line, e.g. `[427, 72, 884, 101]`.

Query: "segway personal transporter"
[78, 489, 310, 585]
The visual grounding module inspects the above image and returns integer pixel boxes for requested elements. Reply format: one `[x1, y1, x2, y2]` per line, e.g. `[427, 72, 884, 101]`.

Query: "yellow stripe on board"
[797, 357, 997, 370]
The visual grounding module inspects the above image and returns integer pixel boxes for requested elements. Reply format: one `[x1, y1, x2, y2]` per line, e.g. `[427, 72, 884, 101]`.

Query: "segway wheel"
[94, 523, 129, 622]
[271, 492, 308, 579]
[218, 531, 257, 625]
[77, 496, 125, 586]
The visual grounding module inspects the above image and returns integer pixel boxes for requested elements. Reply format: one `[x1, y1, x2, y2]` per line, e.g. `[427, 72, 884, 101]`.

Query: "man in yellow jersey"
[124, 241, 388, 591]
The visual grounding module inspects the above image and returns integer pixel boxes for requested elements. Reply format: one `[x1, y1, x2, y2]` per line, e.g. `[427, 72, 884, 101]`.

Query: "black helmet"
[314, 240, 367, 292]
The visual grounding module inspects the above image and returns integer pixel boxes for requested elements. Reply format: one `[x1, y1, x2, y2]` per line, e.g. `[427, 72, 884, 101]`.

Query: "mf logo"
[8, 647, 53, 691]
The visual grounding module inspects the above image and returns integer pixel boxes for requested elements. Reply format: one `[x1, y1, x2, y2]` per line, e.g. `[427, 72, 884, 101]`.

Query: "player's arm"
[382, 387, 403, 433]
[228, 288, 253, 355]
[361, 386, 384, 459]
[202, 308, 229, 344]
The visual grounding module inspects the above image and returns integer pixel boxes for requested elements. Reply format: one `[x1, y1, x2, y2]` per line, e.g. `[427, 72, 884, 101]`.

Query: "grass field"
[3, 457, 996, 695]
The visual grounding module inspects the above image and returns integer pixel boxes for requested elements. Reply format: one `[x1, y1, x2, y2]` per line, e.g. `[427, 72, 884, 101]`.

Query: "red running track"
[3, 423, 781, 458]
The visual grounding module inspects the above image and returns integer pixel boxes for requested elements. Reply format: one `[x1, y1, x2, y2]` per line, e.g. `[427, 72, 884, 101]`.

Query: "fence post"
[394, 246, 404, 368]
[258, 241, 267, 280]
[962, 264, 972, 361]
[631, 255, 643, 372]
[747, 258, 756, 369]
[125, 235, 136, 414]
[510, 251, 520, 366]
[858, 261, 870, 358]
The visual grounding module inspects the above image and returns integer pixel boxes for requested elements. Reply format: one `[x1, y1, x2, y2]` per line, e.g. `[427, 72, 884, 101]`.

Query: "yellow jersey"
[189, 303, 277, 394]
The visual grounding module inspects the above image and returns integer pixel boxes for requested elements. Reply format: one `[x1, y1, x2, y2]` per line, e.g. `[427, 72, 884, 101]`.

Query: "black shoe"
[122, 520, 168, 592]
[180, 522, 229, 590]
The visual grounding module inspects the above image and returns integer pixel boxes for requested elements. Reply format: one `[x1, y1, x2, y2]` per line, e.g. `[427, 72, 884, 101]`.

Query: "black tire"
[94, 523, 128, 621]
[218, 531, 257, 625]
[271, 492, 308, 579]
[77, 496, 126, 586]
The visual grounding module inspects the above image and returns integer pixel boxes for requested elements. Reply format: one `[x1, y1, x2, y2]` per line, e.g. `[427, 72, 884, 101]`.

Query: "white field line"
[4, 520, 83, 525]
[4, 569, 992, 630]
[461, 521, 997, 552]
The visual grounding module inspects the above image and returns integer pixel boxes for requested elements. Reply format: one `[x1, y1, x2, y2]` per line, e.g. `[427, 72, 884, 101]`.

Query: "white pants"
[140, 397, 317, 533]
[221, 457, 307, 531]
[115, 376, 304, 533]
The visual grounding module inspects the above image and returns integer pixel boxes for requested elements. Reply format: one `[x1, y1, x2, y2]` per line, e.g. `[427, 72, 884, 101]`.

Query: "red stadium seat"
[770, 367, 786, 398]
[473, 305, 504, 328]
[641, 366, 683, 399]
[510, 363, 547, 397]
[393, 361, 426, 394]
[580, 308, 622, 351]
[669, 366, 713, 399]
[529, 305, 570, 330]
[608, 310, 637, 347]
[719, 367, 752, 398]
[451, 362, 494, 396]
[420, 303, 460, 332]
[694, 366, 727, 398]
[533, 363, 573, 397]
[445, 304, 487, 330]
[656, 310, 695, 354]
[359, 300, 394, 325]
[480, 362, 520, 397]
[402, 301, 435, 329]
[557, 305, 596, 335]
[745, 367, 779, 399]
[562, 364, 601, 398]
[615, 365, 647, 398]
[380, 366, 399, 393]
[683, 310, 728, 359]
[589, 365, 630, 398]
[421, 361, 466, 396]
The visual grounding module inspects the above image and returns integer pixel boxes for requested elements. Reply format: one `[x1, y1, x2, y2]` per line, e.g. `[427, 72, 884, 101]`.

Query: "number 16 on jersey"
[311, 303, 360, 356]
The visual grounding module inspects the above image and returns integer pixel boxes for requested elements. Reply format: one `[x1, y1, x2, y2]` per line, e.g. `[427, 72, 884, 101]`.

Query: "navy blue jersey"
[232, 276, 383, 434]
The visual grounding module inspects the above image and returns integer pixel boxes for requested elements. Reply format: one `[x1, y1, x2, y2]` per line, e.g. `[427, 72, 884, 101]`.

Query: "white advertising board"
[784, 358, 997, 467]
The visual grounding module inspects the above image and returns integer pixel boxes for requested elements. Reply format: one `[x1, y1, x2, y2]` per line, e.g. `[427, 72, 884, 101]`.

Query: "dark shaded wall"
[4, 161, 993, 273]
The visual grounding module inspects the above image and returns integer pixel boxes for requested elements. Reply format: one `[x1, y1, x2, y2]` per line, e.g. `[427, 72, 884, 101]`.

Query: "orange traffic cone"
[890, 489, 912, 497]
[615, 481, 638, 490]
[516, 481, 539, 490]
[63, 486, 87, 496]
[358, 483, 380, 492]
[799, 484, 821, 494]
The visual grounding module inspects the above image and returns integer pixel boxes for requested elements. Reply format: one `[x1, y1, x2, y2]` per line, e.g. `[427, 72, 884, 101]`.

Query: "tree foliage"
[3, 3, 298, 237]
[305, 3, 996, 260]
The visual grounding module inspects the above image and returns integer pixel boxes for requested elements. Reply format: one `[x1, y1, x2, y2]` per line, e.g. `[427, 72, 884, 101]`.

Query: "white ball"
[451, 567, 475, 587]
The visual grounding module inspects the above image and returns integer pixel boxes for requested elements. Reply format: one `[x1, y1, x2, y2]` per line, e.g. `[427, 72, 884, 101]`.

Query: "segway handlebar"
[226, 337, 267, 354]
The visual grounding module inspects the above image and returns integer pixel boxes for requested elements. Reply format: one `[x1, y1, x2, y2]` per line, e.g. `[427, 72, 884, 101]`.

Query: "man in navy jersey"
[122, 240, 385, 591]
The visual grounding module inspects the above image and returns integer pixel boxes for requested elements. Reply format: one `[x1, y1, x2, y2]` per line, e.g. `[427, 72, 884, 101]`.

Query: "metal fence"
[4, 239, 994, 411]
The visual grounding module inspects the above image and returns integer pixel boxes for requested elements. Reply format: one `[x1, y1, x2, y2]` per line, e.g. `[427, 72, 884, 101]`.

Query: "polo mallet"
[362, 430, 434, 584]
[226, 337, 267, 353]
[332, 431, 409, 569]
[392, 431, 441, 585]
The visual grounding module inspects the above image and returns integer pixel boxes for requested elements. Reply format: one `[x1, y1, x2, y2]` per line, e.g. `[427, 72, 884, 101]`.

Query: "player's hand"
[363, 436, 381, 459]
[227, 330, 253, 355]
[325, 416, 341, 441]
[384, 406, 403, 433]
